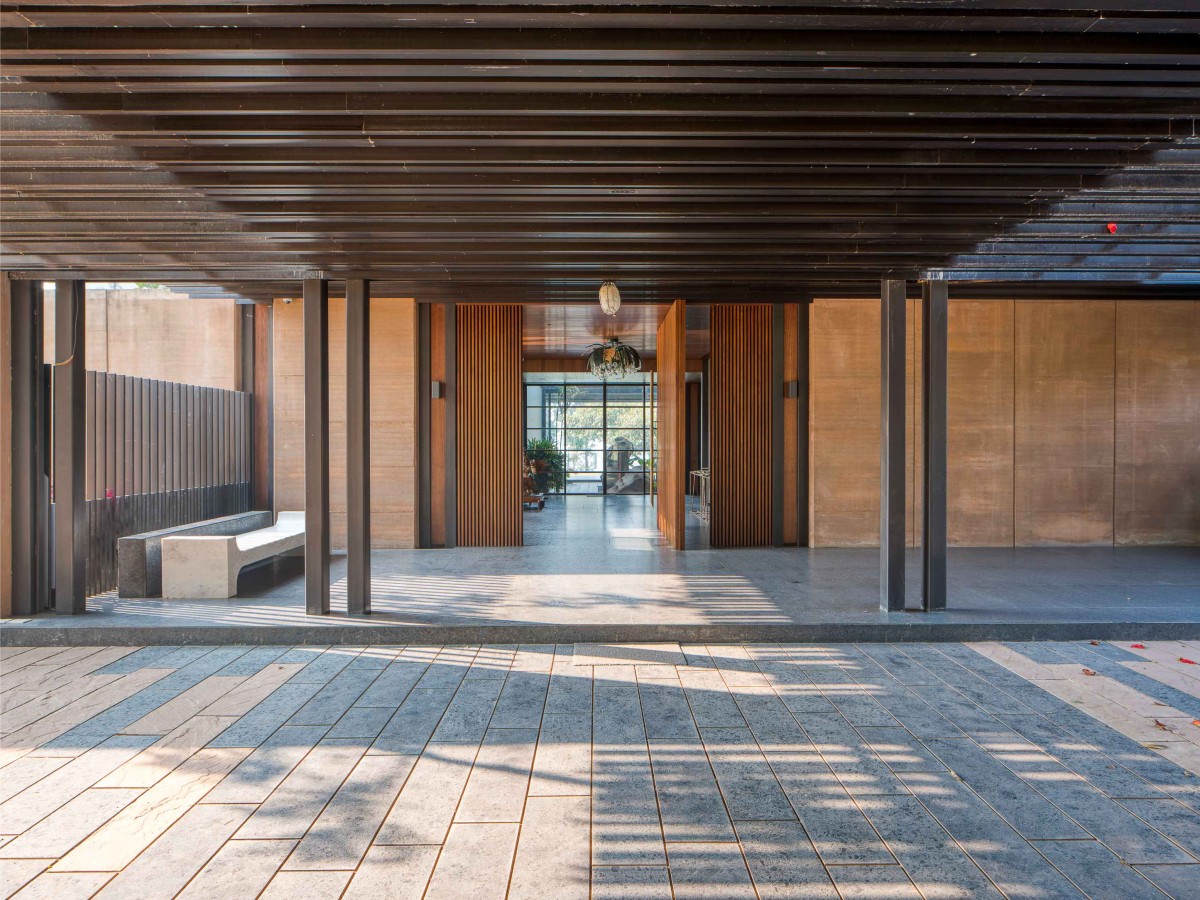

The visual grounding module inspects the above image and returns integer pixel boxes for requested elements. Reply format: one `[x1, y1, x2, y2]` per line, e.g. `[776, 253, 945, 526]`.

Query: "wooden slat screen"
[655, 299, 687, 549]
[456, 303, 523, 546]
[710, 304, 774, 546]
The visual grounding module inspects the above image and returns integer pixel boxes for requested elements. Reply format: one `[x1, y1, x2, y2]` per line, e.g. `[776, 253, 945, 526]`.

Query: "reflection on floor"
[8, 494, 1196, 637]
[2, 641, 1199, 898]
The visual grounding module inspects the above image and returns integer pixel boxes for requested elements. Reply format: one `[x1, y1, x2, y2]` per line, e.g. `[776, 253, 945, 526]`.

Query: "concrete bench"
[161, 511, 305, 599]
[118, 511, 274, 598]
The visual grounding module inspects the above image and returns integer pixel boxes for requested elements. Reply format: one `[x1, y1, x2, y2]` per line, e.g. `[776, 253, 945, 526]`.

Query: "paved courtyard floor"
[9, 497, 1200, 644]
[3, 640, 1200, 899]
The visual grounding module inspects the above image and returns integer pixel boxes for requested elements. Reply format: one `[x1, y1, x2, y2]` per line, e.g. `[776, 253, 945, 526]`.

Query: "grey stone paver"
[1134, 864, 1200, 899]
[856, 793, 1005, 899]
[1034, 838, 1172, 899]
[4, 640, 1200, 899]
[455, 728, 537, 822]
[767, 747, 895, 864]
[666, 841, 757, 899]
[825, 864, 922, 899]
[591, 865, 673, 900]
[508, 795, 589, 900]
[423, 822, 518, 900]
[342, 845, 439, 900]
[176, 839, 296, 900]
[700, 726, 795, 820]
[734, 820, 839, 899]
[285, 753, 415, 870]
[647, 738, 735, 842]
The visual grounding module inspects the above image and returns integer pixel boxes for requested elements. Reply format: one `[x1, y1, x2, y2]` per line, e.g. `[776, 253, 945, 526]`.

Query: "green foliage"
[525, 437, 567, 493]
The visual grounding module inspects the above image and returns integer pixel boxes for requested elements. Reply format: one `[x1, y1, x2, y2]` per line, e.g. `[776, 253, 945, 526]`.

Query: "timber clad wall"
[274, 296, 417, 549]
[655, 300, 687, 550]
[456, 304, 523, 547]
[710, 304, 773, 547]
[810, 298, 1200, 548]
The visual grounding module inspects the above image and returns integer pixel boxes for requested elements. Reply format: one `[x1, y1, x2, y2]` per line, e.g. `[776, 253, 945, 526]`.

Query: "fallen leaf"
[1131, 643, 1146, 649]
[1089, 640, 1100, 646]
[1082, 668, 1097, 676]
[1192, 720, 1200, 728]
[1144, 743, 1167, 750]
[1180, 658, 1197, 665]
[1154, 720, 1168, 730]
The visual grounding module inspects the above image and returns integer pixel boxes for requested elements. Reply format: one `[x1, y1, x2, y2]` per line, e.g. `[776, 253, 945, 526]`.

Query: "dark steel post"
[880, 279, 906, 612]
[10, 280, 46, 616]
[54, 279, 87, 614]
[922, 281, 948, 611]
[303, 278, 330, 615]
[771, 303, 786, 547]
[346, 279, 371, 615]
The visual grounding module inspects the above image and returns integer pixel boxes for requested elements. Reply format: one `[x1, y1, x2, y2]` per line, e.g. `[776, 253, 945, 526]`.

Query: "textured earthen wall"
[273, 296, 417, 549]
[810, 298, 1199, 547]
[44, 288, 240, 390]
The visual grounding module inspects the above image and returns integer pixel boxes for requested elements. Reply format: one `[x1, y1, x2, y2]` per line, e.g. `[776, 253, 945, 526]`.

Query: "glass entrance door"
[525, 377, 656, 495]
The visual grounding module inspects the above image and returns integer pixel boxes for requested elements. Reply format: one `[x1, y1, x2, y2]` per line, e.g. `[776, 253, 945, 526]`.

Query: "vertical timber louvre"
[710, 304, 773, 547]
[455, 303, 522, 547]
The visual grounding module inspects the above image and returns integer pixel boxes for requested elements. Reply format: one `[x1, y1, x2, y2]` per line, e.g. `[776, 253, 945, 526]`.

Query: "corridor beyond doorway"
[523, 495, 708, 551]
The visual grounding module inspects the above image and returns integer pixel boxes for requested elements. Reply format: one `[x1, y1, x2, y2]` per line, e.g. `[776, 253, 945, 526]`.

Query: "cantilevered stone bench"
[118, 511, 274, 598]
[161, 511, 306, 599]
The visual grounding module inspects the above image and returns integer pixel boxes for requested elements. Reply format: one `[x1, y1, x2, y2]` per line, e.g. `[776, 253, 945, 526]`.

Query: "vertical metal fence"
[82, 372, 252, 595]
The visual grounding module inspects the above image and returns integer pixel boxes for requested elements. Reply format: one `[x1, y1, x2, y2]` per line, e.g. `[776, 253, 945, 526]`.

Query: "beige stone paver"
[2, 641, 1200, 899]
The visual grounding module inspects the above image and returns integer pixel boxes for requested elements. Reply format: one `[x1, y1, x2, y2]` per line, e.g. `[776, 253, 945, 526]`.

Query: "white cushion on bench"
[161, 511, 305, 599]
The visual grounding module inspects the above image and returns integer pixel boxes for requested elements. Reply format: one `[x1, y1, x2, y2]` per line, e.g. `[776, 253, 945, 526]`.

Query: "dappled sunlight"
[4, 640, 1200, 898]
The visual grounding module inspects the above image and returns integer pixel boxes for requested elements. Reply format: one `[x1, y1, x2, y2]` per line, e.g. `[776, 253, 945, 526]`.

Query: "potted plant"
[525, 438, 566, 494]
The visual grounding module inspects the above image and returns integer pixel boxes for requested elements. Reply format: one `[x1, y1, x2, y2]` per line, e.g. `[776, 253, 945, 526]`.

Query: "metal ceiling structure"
[3, 1, 1200, 302]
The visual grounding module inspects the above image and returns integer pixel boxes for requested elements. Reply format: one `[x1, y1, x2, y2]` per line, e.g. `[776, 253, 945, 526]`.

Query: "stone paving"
[2, 640, 1200, 899]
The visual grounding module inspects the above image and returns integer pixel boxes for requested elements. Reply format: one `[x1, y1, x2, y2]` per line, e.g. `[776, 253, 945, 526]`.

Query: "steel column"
[303, 278, 330, 615]
[9, 280, 47, 616]
[922, 281, 948, 611]
[771, 303, 786, 547]
[53, 279, 87, 614]
[346, 279, 371, 614]
[880, 279, 906, 612]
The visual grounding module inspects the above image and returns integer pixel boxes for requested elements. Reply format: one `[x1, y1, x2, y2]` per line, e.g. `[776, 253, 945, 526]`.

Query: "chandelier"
[585, 337, 642, 379]
[598, 281, 621, 315]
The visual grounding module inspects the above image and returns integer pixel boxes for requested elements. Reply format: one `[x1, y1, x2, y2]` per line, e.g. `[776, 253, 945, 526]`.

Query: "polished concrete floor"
[4, 496, 1199, 644]
[3, 640, 1200, 899]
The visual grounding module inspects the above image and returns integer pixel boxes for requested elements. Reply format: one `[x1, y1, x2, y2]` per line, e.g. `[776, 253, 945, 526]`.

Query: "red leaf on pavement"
[1181, 658, 1198, 665]
[1082, 668, 1097, 676]
[1089, 640, 1100, 646]
[1131, 643, 1146, 649]
[1192, 720, 1200, 728]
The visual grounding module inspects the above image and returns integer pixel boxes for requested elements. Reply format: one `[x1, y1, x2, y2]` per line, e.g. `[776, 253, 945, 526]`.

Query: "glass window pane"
[605, 406, 644, 428]
[565, 450, 603, 470]
[563, 385, 605, 405]
[565, 473, 603, 493]
[606, 429, 646, 451]
[562, 430, 603, 452]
